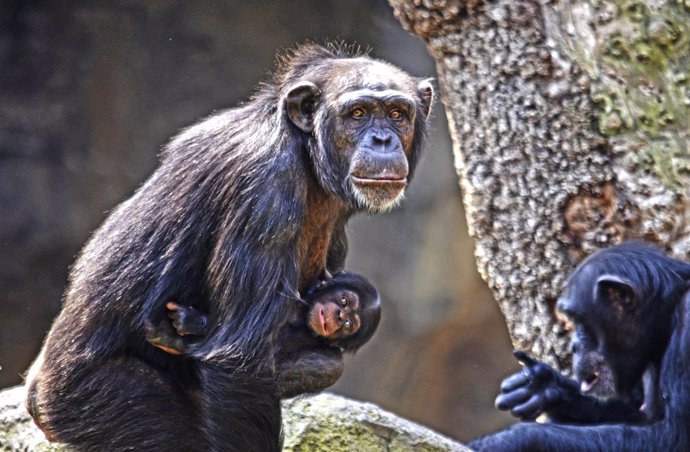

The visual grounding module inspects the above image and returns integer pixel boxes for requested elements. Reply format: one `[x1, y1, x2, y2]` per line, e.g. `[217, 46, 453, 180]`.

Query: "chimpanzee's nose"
[372, 131, 392, 146]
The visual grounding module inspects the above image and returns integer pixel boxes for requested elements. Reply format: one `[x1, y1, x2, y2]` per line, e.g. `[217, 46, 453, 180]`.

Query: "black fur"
[471, 242, 690, 451]
[26, 42, 433, 451]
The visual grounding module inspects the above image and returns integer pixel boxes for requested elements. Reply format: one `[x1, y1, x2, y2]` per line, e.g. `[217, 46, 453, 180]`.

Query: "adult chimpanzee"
[146, 271, 381, 398]
[469, 242, 690, 451]
[25, 43, 433, 452]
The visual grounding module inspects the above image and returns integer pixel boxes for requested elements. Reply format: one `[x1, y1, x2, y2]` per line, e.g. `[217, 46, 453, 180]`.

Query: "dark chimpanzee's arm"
[276, 347, 344, 398]
[497, 351, 645, 424]
[468, 421, 662, 452]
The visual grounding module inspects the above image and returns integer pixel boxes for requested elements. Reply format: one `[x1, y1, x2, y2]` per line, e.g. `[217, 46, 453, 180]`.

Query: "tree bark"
[389, 0, 690, 370]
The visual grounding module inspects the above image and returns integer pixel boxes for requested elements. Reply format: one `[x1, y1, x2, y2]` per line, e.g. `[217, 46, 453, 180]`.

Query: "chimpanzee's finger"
[496, 386, 532, 410]
[512, 395, 544, 420]
[513, 350, 537, 367]
[500, 371, 530, 392]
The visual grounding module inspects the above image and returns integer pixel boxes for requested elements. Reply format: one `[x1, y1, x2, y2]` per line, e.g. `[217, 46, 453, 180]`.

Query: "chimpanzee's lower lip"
[351, 176, 407, 187]
[580, 374, 599, 393]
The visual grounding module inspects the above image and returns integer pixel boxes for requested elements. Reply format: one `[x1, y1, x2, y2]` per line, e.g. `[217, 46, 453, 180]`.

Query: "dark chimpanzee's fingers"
[166, 302, 181, 321]
[496, 386, 532, 410]
[513, 350, 537, 367]
[511, 395, 545, 420]
[171, 319, 188, 336]
[500, 372, 530, 392]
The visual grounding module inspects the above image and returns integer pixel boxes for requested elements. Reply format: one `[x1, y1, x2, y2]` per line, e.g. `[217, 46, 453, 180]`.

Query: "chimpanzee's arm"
[498, 351, 645, 424]
[156, 299, 345, 398]
[326, 223, 348, 274]
[468, 421, 661, 452]
[276, 347, 344, 398]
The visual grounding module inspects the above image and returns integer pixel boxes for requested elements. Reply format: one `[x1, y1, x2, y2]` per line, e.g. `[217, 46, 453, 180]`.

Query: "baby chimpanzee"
[146, 271, 381, 398]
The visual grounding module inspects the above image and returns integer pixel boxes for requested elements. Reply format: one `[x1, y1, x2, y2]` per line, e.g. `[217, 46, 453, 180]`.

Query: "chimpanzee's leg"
[31, 356, 203, 452]
[198, 361, 282, 452]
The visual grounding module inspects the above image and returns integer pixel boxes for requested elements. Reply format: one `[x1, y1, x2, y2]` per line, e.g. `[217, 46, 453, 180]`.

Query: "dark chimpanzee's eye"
[344, 320, 353, 330]
[389, 109, 404, 121]
[340, 296, 348, 307]
[350, 107, 367, 119]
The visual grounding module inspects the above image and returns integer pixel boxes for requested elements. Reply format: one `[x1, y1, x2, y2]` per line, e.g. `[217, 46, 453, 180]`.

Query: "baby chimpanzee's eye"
[340, 296, 348, 307]
[344, 320, 353, 330]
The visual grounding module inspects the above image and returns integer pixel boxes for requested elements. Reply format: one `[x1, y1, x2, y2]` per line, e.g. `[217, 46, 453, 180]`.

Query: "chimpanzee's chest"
[296, 191, 344, 291]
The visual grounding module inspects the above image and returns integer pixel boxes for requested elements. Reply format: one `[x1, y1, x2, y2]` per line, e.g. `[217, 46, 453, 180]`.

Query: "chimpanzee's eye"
[340, 296, 348, 307]
[389, 109, 404, 121]
[351, 108, 367, 119]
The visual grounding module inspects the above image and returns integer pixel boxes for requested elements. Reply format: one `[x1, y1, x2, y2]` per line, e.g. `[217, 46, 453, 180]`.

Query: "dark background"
[0, 0, 515, 441]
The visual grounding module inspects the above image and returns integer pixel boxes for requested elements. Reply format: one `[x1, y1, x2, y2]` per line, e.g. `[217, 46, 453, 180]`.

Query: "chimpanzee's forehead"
[557, 266, 599, 315]
[321, 58, 414, 94]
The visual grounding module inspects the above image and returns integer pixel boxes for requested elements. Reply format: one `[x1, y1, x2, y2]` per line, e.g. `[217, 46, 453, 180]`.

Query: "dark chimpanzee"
[470, 242, 690, 451]
[146, 271, 381, 398]
[25, 43, 433, 452]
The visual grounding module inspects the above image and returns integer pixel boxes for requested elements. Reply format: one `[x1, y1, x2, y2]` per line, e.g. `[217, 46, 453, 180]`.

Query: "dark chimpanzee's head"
[556, 241, 690, 400]
[278, 43, 434, 212]
[304, 272, 381, 352]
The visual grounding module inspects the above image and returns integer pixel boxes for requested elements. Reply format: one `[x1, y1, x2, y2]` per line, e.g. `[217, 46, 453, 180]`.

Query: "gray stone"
[0, 386, 470, 452]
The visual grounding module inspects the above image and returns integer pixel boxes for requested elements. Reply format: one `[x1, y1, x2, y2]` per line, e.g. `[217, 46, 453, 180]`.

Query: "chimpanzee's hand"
[309, 268, 333, 293]
[166, 302, 208, 336]
[495, 350, 571, 421]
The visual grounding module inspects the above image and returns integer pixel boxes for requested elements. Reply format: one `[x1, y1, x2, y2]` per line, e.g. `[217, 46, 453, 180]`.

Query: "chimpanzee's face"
[307, 288, 361, 340]
[557, 269, 648, 399]
[285, 58, 433, 213]
[569, 323, 617, 399]
[333, 86, 417, 211]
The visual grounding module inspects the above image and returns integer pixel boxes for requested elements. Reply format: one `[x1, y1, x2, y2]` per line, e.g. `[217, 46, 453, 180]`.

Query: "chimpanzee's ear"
[285, 82, 320, 133]
[417, 78, 434, 120]
[594, 274, 639, 312]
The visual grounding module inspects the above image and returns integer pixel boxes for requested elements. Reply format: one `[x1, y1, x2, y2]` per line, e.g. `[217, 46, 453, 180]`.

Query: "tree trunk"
[389, 0, 690, 370]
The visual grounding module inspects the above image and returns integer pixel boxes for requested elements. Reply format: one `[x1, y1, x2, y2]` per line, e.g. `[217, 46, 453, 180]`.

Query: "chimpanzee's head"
[280, 44, 434, 212]
[304, 271, 381, 352]
[556, 242, 688, 399]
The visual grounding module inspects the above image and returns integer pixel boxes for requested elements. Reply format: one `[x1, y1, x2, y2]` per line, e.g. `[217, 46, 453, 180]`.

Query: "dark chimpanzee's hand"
[144, 302, 209, 356]
[496, 350, 579, 421]
[166, 302, 208, 336]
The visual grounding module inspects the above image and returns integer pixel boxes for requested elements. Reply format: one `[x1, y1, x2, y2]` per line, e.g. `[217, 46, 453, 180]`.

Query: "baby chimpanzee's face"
[307, 288, 361, 340]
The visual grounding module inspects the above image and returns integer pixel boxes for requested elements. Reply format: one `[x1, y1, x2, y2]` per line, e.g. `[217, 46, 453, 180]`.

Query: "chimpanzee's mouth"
[581, 373, 600, 393]
[319, 308, 327, 335]
[351, 175, 407, 188]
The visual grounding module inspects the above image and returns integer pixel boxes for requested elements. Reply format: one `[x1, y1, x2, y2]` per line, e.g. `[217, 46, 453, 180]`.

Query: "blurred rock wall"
[0, 0, 514, 441]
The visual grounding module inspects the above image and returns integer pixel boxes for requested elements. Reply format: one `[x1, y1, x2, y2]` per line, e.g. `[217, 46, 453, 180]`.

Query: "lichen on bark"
[389, 0, 690, 370]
